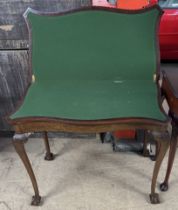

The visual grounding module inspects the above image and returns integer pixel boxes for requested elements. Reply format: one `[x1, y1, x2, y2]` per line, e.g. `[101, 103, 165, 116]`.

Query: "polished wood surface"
[162, 69, 178, 118]
[160, 68, 178, 191]
[163, 69, 178, 98]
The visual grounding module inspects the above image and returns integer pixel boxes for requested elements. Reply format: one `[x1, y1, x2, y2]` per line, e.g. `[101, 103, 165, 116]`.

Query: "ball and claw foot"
[149, 193, 160, 204]
[160, 182, 169, 192]
[44, 152, 54, 161]
[31, 195, 41, 206]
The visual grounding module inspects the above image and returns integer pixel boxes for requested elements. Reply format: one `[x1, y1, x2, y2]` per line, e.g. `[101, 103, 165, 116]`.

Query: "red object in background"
[150, 0, 158, 6]
[159, 7, 178, 60]
[117, 0, 148, 9]
[114, 130, 136, 139]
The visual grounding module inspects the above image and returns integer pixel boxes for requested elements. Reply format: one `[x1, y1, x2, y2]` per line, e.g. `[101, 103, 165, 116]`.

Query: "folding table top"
[11, 6, 167, 122]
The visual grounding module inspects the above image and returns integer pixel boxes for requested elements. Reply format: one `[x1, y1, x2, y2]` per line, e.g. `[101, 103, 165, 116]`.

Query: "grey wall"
[0, 0, 91, 130]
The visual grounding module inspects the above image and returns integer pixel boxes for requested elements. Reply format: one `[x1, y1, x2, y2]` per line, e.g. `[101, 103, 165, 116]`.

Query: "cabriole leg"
[13, 133, 41, 206]
[142, 130, 150, 157]
[160, 123, 178, 192]
[150, 141, 160, 161]
[100, 133, 106, 144]
[43, 132, 54, 161]
[149, 131, 170, 204]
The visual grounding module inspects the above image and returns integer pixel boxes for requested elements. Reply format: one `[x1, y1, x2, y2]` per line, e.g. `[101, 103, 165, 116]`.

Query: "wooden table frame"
[160, 69, 178, 192]
[9, 117, 171, 205]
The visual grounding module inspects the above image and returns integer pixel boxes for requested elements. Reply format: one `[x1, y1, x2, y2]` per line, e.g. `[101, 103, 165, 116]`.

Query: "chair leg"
[142, 130, 150, 157]
[149, 131, 170, 204]
[12, 133, 41, 206]
[111, 135, 117, 152]
[160, 123, 178, 192]
[150, 141, 160, 161]
[100, 133, 106, 144]
[43, 132, 54, 161]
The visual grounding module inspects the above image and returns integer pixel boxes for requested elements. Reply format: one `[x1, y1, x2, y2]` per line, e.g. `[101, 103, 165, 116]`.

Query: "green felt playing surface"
[12, 80, 165, 120]
[11, 7, 166, 121]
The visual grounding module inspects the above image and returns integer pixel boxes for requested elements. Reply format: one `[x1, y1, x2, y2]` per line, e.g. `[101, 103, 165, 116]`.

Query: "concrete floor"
[0, 135, 178, 210]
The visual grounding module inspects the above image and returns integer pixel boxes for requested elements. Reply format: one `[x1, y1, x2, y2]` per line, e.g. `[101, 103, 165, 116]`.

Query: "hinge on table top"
[32, 74, 35, 83]
[153, 74, 157, 82]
